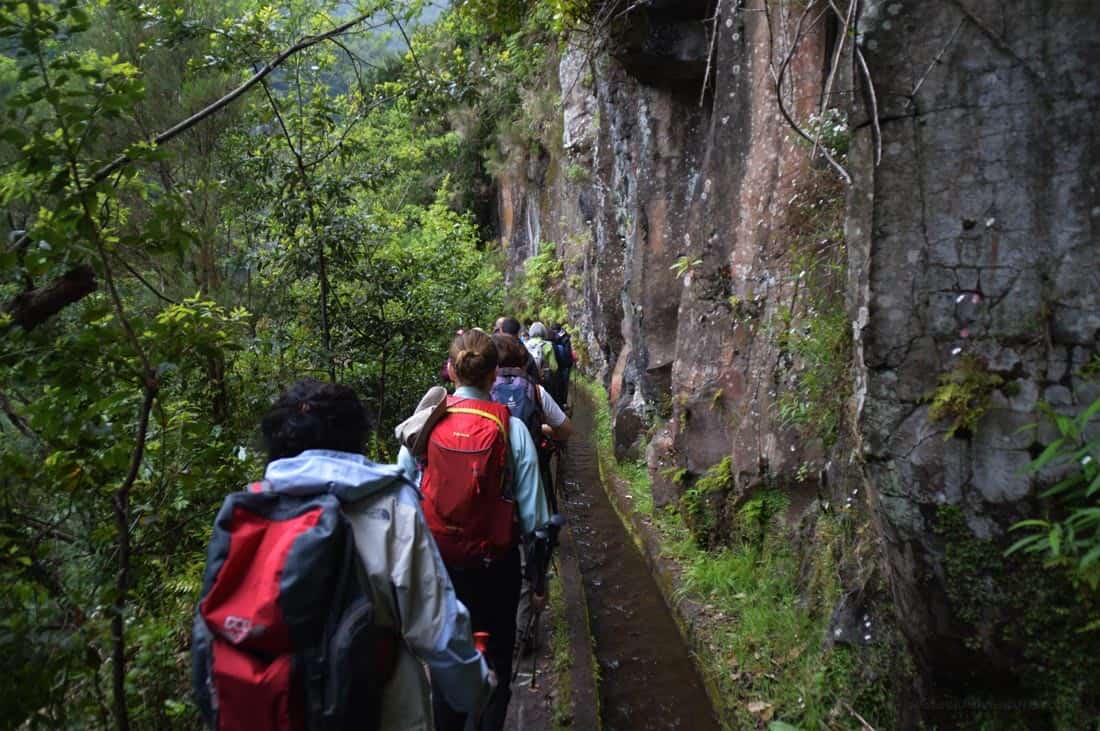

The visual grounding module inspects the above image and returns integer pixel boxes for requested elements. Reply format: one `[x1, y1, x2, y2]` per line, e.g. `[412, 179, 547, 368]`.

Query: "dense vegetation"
[0, 0, 562, 726]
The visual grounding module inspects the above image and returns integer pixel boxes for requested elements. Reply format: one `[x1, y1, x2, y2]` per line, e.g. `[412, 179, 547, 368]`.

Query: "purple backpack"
[491, 367, 542, 442]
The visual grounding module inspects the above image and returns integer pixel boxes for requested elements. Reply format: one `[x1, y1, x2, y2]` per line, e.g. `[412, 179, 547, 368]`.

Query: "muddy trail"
[554, 388, 720, 731]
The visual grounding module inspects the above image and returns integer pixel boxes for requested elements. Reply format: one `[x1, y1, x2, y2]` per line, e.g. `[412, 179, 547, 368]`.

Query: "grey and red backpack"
[192, 480, 397, 730]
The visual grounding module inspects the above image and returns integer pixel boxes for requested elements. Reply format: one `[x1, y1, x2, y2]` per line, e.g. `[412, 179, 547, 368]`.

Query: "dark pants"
[551, 367, 570, 407]
[433, 547, 522, 731]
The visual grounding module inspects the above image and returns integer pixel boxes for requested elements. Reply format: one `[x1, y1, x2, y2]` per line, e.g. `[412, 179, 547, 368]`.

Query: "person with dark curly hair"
[258, 379, 493, 729]
[395, 330, 550, 731]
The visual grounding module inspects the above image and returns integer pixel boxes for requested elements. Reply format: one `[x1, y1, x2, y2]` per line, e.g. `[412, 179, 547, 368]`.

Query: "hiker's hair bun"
[450, 328, 498, 387]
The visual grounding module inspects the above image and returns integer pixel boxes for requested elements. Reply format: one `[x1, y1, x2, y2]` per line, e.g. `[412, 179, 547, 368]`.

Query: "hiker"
[395, 329, 551, 731]
[491, 333, 572, 656]
[524, 321, 558, 388]
[491, 332, 572, 445]
[193, 379, 492, 731]
[549, 322, 574, 408]
[493, 315, 541, 384]
[492, 316, 519, 337]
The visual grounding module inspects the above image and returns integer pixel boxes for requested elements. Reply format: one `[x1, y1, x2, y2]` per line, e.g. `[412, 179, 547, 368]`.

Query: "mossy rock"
[928, 505, 1100, 726]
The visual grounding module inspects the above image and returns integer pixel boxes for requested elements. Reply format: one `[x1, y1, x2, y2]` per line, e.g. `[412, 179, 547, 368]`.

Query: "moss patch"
[934, 505, 1100, 727]
[548, 570, 573, 727]
[926, 355, 1004, 439]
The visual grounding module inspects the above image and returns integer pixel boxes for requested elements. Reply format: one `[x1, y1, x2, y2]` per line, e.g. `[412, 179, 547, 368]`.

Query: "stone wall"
[849, 0, 1100, 719]
[496, 0, 1100, 721]
[500, 0, 840, 504]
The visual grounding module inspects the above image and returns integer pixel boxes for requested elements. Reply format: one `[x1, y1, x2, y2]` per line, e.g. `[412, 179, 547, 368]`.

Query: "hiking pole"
[529, 610, 543, 690]
[512, 610, 538, 684]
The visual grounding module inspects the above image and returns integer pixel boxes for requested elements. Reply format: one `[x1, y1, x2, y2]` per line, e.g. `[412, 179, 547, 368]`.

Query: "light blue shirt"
[397, 385, 550, 535]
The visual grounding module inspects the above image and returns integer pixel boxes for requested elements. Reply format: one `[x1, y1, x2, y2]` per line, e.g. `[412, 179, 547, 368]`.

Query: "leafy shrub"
[510, 240, 566, 325]
[681, 457, 733, 548]
[803, 108, 850, 159]
[927, 356, 1004, 438]
[669, 255, 702, 280]
[776, 302, 850, 447]
[1008, 397, 1100, 594]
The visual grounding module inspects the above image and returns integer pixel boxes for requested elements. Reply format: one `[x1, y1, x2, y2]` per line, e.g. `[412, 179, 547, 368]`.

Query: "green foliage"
[0, 0, 509, 726]
[774, 170, 850, 448]
[565, 162, 589, 183]
[669, 255, 702, 280]
[800, 108, 850, 159]
[936, 505, 1100, 725]
[681, 457, 733, 548]
[581, 376, 653, 514]
[1007, 396, 1100, 592]
[656, 496, 897, 729]
[661, 465, 689, 484]
[926, 355, 1004, 438]
[406, 0, 561, 190]
[510, 240, 566, 325]
[580, 378, 898, 727]
[776, 300, 850, 447]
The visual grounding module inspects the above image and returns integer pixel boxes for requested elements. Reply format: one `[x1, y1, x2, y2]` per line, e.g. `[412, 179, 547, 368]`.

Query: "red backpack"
[421, 396, 517, 566]
[192, 483, 396, 730]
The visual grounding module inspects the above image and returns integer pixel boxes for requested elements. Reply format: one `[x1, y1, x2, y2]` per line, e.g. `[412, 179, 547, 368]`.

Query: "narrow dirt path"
[557, 389, 721, 731]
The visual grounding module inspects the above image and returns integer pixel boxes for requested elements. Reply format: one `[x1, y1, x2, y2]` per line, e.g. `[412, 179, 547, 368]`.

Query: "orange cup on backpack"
[473, 631, 490, 655]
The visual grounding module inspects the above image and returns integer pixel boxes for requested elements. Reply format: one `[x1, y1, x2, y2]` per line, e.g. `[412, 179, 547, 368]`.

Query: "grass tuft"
[577, 377, 899, 729]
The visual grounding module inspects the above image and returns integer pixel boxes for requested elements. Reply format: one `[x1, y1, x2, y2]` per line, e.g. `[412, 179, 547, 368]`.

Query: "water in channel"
[557, 392, 721, 731]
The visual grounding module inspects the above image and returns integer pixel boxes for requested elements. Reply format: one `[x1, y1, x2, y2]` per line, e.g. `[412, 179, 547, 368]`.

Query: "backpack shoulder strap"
[445, 398, 511, 448]
[446, 406, 508, 441]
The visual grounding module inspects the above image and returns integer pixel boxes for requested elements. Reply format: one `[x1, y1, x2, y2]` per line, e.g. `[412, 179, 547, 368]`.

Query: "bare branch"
[110, 382, 157, 731]
[699, 0, 724, 108]
[855, 46, 882, 165]
[4, 265, 98, 331]
[907, 17, 965, 107]
[115, 254, 177, 305]
[821, 0, 855, 115]
[769, 1, 853, 184]
[7, 12, 385, 256]
[0, 386, 37, 440]
[386, 10, 428, 87]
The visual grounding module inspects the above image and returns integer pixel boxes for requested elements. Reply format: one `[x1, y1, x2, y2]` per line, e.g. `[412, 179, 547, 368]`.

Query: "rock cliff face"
[504, 1, 837, 496]
[496, 0, 1099, 721]
[849, 0, 1100, 715]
